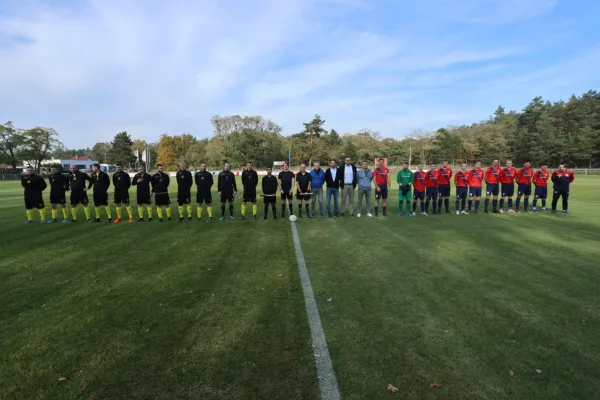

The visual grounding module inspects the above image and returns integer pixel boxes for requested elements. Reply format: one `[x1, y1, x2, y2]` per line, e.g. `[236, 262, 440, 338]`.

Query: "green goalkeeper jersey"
[396, 169, 414, 187]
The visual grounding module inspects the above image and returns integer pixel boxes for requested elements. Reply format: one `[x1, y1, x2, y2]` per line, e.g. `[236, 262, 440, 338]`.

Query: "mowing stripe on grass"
[291, 222, 341, 400]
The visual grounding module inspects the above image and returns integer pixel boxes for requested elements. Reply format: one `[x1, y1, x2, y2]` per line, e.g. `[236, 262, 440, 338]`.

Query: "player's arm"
[132, 174, 138, 186]
[40, 176, 47, 191]
[87, 175, 95, 190]
[209, 173, 214, 188]
[569, 172, 574, 183]
[261, 176, 267, 194]
[105, 173, 111, 190]
[396, 171, 401, 186]
[290, 173, 295, 193]
[187, 172, 193, 189]
[409, 171, 414, 186]
[232, 173, 238, 193]
[126, 173, 132, 189]
[551, 171, 557, 183]
[21, 175, 26, 188]
[165, 174, 170, 188]
[150, 175, 156, 193]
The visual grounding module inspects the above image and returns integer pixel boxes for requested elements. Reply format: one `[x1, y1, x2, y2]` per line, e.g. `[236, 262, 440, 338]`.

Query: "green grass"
[1, 177, 599, 399]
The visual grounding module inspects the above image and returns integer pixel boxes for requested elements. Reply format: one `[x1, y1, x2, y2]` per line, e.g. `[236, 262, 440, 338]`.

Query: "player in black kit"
[262, 166, 279, 219]
[217, 162, 237, 220]
[195, 162, 214, 220]
[176, 164, 193, 221]
[241, 161, 259, 220]
[47, 166, 70, 223]
[295, 163, 312, 218]
[278, 162, 295, 217]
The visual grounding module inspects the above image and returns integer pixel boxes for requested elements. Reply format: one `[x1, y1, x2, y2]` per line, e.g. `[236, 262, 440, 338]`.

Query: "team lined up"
[20, 158, 575, 224]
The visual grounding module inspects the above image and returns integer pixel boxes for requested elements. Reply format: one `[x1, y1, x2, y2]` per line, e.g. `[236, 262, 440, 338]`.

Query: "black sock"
[420, 202, 425, 213]
[413, 202, 417, 212]
[542, 199, 546, 208]
[305, 204, 310, 215]
[437, 198, 443, 211]
[289, 204, 293, 215]
[221, 203, 225, 216]
[229, 205, 234, 216]
[425, 199, 430, 212]
[461, 198, 466, 210]
[485, 198, 490, 211]
[272, 204, 277, 217]
[298, 205, 302, 216]
[455, 200, 460, 210]
[468, 199, 473, 210]
[264, 204, 269, 216]
[444, 199, 449, 211]
[281, 204, 286, 217]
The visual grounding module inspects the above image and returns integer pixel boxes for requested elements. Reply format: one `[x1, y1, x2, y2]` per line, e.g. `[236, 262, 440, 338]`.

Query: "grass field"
[1, 176, 599, 399]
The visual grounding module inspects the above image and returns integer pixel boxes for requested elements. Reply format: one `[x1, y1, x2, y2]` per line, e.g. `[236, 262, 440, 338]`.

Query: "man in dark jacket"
[325, 159, 341, 217]
[113, 163, 133, 223]
[132, 166, 153, 222]
[551, 164, 574, 214]
[22, 166, 47, 224]
[89, 163, 112, 223]
[152, 164, 172, 222]
[176, 164, 193, 221]
[68, 164, 92, 222]
[339, 156, 357, 216]
[47, 166, 70, 223]
[217, 162, 237, 220]
[241, 161, 259, 220]
[195, 162, 214, 220]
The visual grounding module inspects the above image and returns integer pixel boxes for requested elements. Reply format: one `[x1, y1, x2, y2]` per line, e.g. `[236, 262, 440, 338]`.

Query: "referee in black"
[217, 162, 237, 220]
[241, 161, 259, 220]
[262, 166, 279, 219]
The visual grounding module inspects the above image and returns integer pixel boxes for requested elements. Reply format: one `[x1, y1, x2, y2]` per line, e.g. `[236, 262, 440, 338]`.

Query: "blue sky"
[1, 0, 599, 148]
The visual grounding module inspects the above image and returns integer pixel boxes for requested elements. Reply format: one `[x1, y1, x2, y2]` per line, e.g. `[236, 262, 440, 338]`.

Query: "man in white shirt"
[339, 156, 357, 216]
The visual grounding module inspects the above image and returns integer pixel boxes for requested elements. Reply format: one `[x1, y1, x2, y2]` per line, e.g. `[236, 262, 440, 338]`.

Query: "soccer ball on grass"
[289, 215, 297, 222]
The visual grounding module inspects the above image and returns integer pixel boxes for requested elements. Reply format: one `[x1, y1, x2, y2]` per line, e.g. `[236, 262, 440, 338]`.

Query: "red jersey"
[413, 171, 427, 192]
[454, 170, 469, 187]
[500, 167, 517, 184]
[437, 167, 452, 185]
[467, 168, 484, 187]
[532, 170, 549, 187]
[515, 168, 533, 185]
[373, 166, 390, 186]
[485, 167, 501, 184]
[425, 170, 439, 188]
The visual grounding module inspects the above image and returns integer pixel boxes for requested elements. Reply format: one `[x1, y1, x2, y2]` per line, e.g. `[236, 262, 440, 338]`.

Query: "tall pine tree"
[107, 131, 135, 166]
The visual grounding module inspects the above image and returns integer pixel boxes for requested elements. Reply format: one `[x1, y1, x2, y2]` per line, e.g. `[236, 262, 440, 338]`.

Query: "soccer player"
[309, 161, 326, 218]
[325, 159, 340, 218]
[217, 162, 237, 220]
[296, 163, 312, 218]
[373, 158, 390, 216]
[515, 161, 533, 213]
[484, 159, 501, 213]
[532, 164, 549, 213]
[396, 162, 414, 216]
[412, 164, 427, 215]
[262, 166, 279, 219]
[551, 164, 574, 214]
[499, 160, 517, 214]
[195, 162, 214, 220]
[437, 160, 453, 213]
[241, 161, 259, 220]
[68, 164, 92, 222]
[22, 166, 47, 224]
[152, 164, 172, 222]
[454, 163, 469, 214]
[176, 164, 193, 221]
[339, 156, 357, 216]
[356, 160, 373, 217]
[279, 162, 295, 217]
[424, 163, 439, 215]
[89, 163, 112, 223]
[467, 162, 484, 213]
[112, 163, 134, 223]
[47, 167, 70, 223]
[132, 166, 153, 222]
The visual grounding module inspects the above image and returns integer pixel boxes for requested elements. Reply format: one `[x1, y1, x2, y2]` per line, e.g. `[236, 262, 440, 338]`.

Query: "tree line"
[2, 90, 599, 173]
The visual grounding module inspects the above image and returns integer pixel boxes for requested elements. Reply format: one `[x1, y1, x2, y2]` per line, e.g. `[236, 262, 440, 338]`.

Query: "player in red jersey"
[532, 164, 549, 212]
[467, 161, 484, 213]
[454, 163, 469, 214]
[372, 158, 390, 216]
[484, 159, 501, 213]
[499, 160, 517, 214]
[412, 164, 427, 215]
[437, 160, 453, 213]
[424, 163, 440, 215]
[515, 161, 533, 212]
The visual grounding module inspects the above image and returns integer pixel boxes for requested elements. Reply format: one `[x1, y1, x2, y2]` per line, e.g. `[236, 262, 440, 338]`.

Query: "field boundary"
[290, 222, 341, 400]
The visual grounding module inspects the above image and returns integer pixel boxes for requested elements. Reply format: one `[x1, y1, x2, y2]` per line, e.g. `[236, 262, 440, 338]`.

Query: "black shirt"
[152, 172, 170, 193]
[112, 171, 131, 193]
[262, 175, 278, 194]
[296, 171, 311, 191]
[49, 173, 69, 194]
[177, 170, 193, 193]
[278, 171, 295, 192]
[218, 170, 237, 192]
[242, 169, 259, 190]
[21, 174, 47, 195]
[89, 171, 110, 194]
[195, 171, 214, 191]
[132, 172, 152, 196]
[69, 171, 91, 192]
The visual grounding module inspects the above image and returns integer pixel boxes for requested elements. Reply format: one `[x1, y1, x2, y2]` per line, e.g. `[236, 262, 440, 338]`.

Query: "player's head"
[402, 162, 409, 170]
[69, 165, 76, 173]
[313, 161, 320, 169]
[442, 160, 448, 168]
[180, 163, 188, 171]
[475, 161, 482, 168]
[541, 163, 548, 171]
[200, 162, 207, 171]
[330, 159, 337, 168]
[138, 166, 144, 174]
[492, 160, 499, 167]
[300, 163, 306, 172]
[25, 166, 33, 175]
[429, 162, 436, 170]
[92, 163, 100, 173]
[418, 163, 424, 171]
[116, 163, 122, 172]
[345, 157, 351, 165]
[461, 163, 467, 171]
[283, 161, 289, 171]
[157, 163, 164, 173]
[247, 161, 253, 171]
[224, 162, 231, 171]
[506, 160, 513, 168]
[266, 166, 272, 175]
[524, 161, 531, 168]
[558, 164, 566, 171]
[378, 158, 385, 167]
[362, 160, 368, 169]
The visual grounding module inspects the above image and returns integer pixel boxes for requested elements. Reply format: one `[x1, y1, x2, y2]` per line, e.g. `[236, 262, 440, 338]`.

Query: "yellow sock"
[157, 207, 163, 219]
[166, 207, 172, 218]
[207, 207, 213, 218]
[241, 203, 246, 217]
[26, 209, 34, 221]
[147, 205, 153, 219]
[39, 208, 46, 220]
[72, 207, 78, 221]
[178, 205, 184, 217]
[252, 204, 257, 216]
[138, 206, 144, 219]
[52, 208, 59, 219]
[197, 206, 203, 217]
[62, 207, 69, 219]
[95, 207, 101, 219]
[116, 207, 122, 219]
[104, 206, 112, 219]
[187, 204, 192, 217]
[83, 206, 91, 220]
[126, 205, 133, 219]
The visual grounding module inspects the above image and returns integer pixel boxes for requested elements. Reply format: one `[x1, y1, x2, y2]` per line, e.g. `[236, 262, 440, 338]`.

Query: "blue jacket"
[310, 168, 326, 189]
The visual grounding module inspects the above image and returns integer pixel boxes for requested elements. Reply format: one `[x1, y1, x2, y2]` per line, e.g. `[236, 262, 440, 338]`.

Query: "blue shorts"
[486, 183, 499, 196]
[456, 187, 468, 199]
[469, 187, 482, 197]
[518, 184, 532, 196]
[438, 184, 450, 197]
[413, 190, 425, 201]
[425, 187, 438, 200]
[534, 186, 547, 199]
[501, 183, 515, 197]
[375, 185, 388, 200]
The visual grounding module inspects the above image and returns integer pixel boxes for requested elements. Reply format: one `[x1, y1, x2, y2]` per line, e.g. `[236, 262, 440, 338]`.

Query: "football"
[289, 215, 297, 222]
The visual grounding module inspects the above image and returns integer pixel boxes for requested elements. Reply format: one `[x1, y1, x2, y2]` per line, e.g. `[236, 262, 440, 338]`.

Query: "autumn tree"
[106, 131, 135, 166]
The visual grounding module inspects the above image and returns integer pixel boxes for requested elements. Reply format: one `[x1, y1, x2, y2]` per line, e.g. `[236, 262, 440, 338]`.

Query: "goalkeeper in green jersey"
[396, 162, 414, 216]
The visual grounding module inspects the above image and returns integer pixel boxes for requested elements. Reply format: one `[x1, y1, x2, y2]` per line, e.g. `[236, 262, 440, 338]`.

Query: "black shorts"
[264, 194, 277, 204]
[93, 192, 109, 207]
[137, 193, 152, 205]
[24, 195, 44, 210]
[296, 190, 310, 201]
[50, 192, 66, 205]
[177, 192, 192, 206]
[280, 191, 293, 201]
[375, 185, 388, 199]
[220, 192, 234, 202]
[243, 190, 257, 203]
[70, 191, 89, 206]
[155, 193, 171, 206]
[501, 183, 515, 197]
[196, 191, 212, 204]
[518, 184, 532, 196]
[114, 191, 130, 204]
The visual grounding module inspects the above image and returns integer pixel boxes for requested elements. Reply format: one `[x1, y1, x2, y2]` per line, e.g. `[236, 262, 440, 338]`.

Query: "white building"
[21, 156, 99, 173]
